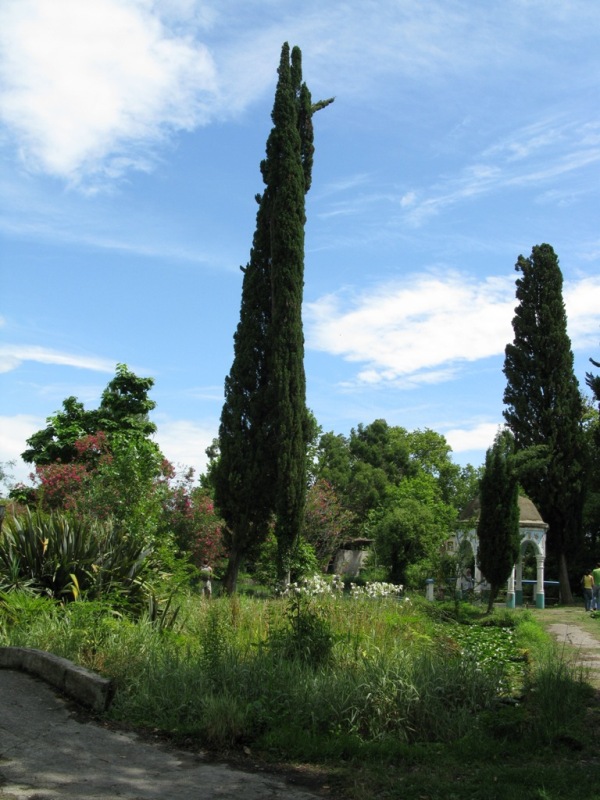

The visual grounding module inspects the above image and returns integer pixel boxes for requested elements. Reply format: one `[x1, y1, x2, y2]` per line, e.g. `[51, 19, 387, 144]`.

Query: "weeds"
[0, 589, 594, 799]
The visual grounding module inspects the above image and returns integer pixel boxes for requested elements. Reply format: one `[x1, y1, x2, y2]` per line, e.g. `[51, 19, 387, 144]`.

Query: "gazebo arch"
[457, 495, 549, 609]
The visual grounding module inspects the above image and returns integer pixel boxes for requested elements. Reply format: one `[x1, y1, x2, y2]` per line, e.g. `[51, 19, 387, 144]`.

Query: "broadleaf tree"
[22, 363, 158, 466]
[503, 244, 587, 603]
[213, 43, 332, 592]
[477, 431, 520, 613]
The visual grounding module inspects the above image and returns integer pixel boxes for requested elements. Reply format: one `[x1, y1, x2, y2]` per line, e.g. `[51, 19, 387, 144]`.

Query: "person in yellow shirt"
[582, 569, 594, 611]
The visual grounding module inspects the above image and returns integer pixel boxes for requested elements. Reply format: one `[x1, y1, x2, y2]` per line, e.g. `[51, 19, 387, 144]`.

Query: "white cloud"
[0, 414, 43, 486]
[564, 277, 600, 350]
[153, 417, 217, 477]
[306, 272, 516, 385]
[443, 422, 501, 455]
[307, 272, 600, 389]
[0, 0, 218, 185]
[0, 345, 116, 374]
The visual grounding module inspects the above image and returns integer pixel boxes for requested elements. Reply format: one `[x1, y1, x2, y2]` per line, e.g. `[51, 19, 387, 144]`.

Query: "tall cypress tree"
[214, 44, 331, 591]
[477, 431, 520, 613]
[269, 45, 312, 579]
[503, 244, 586, 603]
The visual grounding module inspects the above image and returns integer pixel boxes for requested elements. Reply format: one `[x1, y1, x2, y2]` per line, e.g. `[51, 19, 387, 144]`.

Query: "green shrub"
[267, 591, 335, 668]
[0, 509, 152, 609]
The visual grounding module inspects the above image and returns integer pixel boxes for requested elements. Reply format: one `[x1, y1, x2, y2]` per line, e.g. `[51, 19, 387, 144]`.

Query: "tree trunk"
[486, 583, 498, 614]
[222, 548, 244, 595]
[558, 551, 573, 604]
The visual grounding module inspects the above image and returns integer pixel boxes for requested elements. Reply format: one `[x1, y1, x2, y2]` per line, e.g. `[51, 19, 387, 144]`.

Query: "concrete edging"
[0, 647, 114, 712]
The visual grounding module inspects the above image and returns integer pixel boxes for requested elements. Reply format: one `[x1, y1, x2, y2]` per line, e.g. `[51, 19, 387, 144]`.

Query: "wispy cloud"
[2, 0, 598, 194]
[0, 345, 116, 374]
[402, 118, 600, 226]
[306, 272, 600, 388]
[0, 0, 218, 187]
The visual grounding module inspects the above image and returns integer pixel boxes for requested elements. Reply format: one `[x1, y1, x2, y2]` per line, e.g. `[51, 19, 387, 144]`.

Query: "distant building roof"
[459, 495, 547, 527]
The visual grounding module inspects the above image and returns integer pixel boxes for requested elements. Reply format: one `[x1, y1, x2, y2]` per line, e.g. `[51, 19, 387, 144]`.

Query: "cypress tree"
[214, 44, 331, 591]
[269, 44, 312, 579]
[477, 431, 520, 613]
[503, 244, 586, 603]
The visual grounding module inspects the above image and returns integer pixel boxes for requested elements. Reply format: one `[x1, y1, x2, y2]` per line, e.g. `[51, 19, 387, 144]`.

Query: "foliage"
[214, 43, 329, 591]
[0, 509, 152, 608]
[29, 431, 171, 548]
[268, 43, 314, 579]
[267, 589, 336, 668]
[252, 530, 320, 589]
[503, 243, 587, 601]
[159, 468, 224, 568]
[586, 353, 600, 415]
[13, 365, 173, 551]
[301, 478, 355, 568]
[371, 471, 457, 586]
[477, 430, 520, 612]
[22, 363, 158, 466]
[1, 590, 594, 800]
[314, 422, 475, 585]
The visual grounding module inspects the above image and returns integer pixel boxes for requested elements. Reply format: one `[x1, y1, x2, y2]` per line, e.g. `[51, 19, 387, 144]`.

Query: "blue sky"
[1, 0, 600, 486]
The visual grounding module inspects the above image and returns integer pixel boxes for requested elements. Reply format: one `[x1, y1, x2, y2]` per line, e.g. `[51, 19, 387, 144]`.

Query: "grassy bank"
[1, 588, 597, 799]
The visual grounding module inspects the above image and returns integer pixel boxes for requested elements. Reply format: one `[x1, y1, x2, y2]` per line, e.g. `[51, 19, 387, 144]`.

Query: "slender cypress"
[477, 431, 520, 613]
[215, 44, 330, 591]
[269, 45, 311, 579]
[503, 244, 586, 603]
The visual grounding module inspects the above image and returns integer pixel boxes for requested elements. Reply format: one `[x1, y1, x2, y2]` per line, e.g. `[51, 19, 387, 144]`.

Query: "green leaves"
[0, 509, 152, 609]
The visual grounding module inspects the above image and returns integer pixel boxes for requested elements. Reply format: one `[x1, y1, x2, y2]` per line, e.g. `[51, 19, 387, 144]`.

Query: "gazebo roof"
[459, 495, 547, 527]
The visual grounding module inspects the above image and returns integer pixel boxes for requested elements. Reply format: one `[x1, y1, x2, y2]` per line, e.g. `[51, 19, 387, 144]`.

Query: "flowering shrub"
[160, 468, 224, 568]
[278, 574, 406, 601]
[302, 479, 356, 568]
[279, 573, 344, 597]
[349, 581, 405, 599]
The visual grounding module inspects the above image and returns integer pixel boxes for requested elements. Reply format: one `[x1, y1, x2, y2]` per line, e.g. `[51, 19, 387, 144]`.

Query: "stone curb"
[0, 646, 114, 712]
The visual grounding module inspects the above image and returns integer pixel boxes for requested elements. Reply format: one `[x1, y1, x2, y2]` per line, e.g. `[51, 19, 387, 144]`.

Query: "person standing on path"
[582, 568, 594, 611]
[593, 563, 600, 611]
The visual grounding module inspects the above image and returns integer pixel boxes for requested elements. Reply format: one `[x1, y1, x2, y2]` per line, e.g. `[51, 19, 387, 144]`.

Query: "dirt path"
[531, 606, 600, 687]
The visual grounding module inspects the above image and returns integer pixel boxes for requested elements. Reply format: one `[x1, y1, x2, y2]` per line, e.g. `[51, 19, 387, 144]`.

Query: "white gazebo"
[453, 495, 549, 609]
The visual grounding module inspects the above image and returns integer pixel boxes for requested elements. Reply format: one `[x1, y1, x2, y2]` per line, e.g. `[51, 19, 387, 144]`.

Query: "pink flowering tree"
[160, 468, 225, 568]
[302, 479, 356, 570]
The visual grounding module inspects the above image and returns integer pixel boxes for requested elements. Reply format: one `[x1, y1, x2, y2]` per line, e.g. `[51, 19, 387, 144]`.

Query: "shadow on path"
[0, 669, 323, 800]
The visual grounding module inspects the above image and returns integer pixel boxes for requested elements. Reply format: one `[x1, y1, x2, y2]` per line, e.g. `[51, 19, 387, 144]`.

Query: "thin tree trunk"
[486, 584, 498, 614]
[558, 551, 573, 604]
[222, 548, 244, 595]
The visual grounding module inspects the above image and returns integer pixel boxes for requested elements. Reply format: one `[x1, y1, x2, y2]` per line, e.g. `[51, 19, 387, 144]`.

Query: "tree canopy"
[22, 363, 158, 466]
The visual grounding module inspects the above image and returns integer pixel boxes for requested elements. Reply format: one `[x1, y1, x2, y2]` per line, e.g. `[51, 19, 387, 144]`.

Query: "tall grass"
[0, 590, 589, 759]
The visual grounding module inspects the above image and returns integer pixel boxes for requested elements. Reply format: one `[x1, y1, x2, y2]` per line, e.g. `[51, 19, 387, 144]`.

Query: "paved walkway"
[0, 669, 322, 800]
[534, 606, 600, 687]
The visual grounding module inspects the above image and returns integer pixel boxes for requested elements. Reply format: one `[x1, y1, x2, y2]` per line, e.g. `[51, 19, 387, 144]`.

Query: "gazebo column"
[506, 566, 516, 608]
[472, 535, 483, 595]
[535, 553, 545, 609]
[515, 553, 524, 607]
